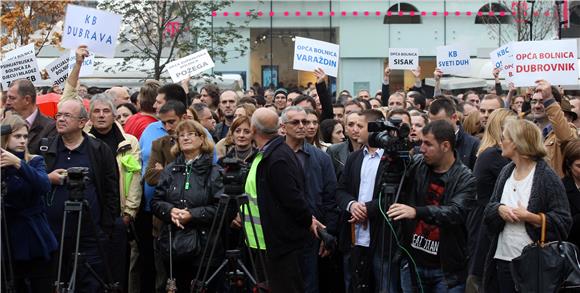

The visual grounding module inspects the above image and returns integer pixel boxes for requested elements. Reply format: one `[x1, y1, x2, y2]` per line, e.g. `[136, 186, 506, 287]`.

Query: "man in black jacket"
[5, 79, 56, 154]
[387, 120, 476, 293]
[42, 99, 120, 293]
[249, 108, 323, 293]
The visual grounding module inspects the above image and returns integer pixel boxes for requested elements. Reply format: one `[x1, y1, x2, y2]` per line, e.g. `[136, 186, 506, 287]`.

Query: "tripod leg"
[200, 197, 231, 283]
[55, 207, 71, 291]
[67, 205, 85, 292]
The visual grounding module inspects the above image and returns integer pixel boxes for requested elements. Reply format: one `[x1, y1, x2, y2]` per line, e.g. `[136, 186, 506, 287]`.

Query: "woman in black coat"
[152, 120, 224, 292]
[562, 139, 580, 248]
[1, 115, 58, 293]
[482, 119, 571, 293]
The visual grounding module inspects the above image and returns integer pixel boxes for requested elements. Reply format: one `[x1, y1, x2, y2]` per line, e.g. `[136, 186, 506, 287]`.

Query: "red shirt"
[123, 113, 158, 140]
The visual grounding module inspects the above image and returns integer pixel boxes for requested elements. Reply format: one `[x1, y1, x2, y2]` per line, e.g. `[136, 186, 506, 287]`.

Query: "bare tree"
[98, 0, 255, 80]
[481, 1, 558, 44]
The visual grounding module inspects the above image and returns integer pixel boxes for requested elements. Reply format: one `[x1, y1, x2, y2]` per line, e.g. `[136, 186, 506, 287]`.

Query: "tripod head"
[221, 158, 250, 195]
[65, 167, 89, 201]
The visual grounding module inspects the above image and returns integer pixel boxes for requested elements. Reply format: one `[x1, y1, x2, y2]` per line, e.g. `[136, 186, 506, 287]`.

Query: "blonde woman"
[468, 109, 516, 289]
[482, 119, 572, 293]
[1, 115, 58, 292]
[151, 120, 224, 291]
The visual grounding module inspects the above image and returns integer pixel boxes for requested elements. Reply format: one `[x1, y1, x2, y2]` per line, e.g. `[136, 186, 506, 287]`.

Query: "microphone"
[0, 125, 12, 136]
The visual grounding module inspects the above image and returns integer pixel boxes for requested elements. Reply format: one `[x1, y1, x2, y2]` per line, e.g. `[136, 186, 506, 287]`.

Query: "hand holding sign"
[411, 66, 421, 79]
[75, 45, 90, 64]
[314, 68, 327, 84]
[434, 68, 443, 81]
[384, 67, 391, 82]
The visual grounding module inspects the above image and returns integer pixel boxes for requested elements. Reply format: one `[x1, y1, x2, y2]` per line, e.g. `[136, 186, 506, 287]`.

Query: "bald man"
[107, 86, 131, 106]
[244, 109, 323, 293]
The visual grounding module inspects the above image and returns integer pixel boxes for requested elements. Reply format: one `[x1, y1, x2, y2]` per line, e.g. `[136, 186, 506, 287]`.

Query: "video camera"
[221, 158, 250, 195]
[368, 117, 413, 158]
[65, 167, 90, 201]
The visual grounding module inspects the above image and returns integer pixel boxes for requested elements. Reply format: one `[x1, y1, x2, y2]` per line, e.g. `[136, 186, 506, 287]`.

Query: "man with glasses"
[532, 80, 578, 177]
[281, 106, 338, 293]
[41, 99, 120, 293]
[5, 79, 57, 154]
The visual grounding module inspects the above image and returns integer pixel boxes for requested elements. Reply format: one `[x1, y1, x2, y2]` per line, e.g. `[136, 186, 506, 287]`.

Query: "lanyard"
[184, 163, 192, 190]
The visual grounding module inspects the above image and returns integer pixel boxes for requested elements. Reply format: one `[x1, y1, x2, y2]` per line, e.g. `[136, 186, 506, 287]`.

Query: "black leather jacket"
[400, 153, 477, 288]
[151, 153, 223, 230]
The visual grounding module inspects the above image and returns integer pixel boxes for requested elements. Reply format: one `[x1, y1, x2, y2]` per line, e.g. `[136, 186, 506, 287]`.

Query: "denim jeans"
[400, 259, 465, 293]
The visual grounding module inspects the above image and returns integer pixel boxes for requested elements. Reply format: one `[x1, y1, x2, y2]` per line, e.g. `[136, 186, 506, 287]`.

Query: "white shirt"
[26, 108, 38, 126]
[494, 165, 536, 261]
[349, 147, 384, 247]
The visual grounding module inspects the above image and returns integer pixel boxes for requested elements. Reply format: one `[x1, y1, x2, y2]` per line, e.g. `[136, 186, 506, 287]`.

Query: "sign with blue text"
[293, 37, 339, 77]
[436, 45, 471, 75]
[165, 49, 215, 83]
[490, 43, 514, 81]
[389, 48, 419, 70]
[46, 51, 95, 89]
[61, 5, 122, 58]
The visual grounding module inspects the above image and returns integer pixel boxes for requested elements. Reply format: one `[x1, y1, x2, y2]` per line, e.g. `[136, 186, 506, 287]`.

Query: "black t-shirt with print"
[411, 172, 445, 268]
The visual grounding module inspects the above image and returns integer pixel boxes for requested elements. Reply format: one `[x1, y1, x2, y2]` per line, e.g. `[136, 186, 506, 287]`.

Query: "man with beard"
[215, 90, 239, 141]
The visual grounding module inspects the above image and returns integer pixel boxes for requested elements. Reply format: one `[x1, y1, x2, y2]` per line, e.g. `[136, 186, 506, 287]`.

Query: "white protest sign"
[490, 43, 514, 81]
[511, 39, 578, 87]
[61, 5, 122, 58]
[3, 43, 36, 61]
[68, 51, 94, 77]
[389, 48, 419, 70]
[436, 45, 471, 75]
[293, 37, 340, 77]
[46, 53, 71, 88]
[165, 49, 215, 83]
[1, 54, 42, 88]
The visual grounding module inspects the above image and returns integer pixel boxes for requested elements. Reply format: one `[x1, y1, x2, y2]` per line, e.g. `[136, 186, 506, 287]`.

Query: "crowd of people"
[1, 44, 580, 293]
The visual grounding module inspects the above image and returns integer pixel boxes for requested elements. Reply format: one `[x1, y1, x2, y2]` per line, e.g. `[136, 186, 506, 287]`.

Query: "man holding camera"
[387, 120, 476, 293]
[336, 109, 402, 293]
[41, 99, 120, 293]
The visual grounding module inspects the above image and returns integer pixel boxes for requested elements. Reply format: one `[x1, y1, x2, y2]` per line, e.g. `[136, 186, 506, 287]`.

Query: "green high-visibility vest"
[243, 152, 266, 250]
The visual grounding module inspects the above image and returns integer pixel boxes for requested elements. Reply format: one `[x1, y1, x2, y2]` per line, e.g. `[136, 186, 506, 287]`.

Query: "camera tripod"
[192, 193, 268, 293]
[53, 169, 119, 293]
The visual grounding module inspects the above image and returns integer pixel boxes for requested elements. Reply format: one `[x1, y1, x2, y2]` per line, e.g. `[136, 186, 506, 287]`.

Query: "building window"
[570, 3, 580, 26]
[475, 3, 513, 24]
[384, 3, 421, 24]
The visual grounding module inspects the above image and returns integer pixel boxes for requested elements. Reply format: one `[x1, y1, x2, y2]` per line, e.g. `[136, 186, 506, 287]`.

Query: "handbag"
[511, 213, 580, 293]
[158, 224, 201, 260]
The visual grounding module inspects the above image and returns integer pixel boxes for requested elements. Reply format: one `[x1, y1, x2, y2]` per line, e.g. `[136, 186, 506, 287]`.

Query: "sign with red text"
[165, 49, 215, 83]
[436, 45, 471, 75]
[511, 39, 578, 86]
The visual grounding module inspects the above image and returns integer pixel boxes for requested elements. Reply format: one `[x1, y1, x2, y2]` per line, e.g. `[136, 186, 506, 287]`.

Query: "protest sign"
[436, 45, 471, 75]
[3, 43, 36, 61]
[68, 51, 94, 77]
[1, 54, 42, 88]
[293, 37, 340, 77]
[165, 49, 215, 83]
[490, 43, 514, 81]
[389, 48, 419, 70]
[61, 4, 122, 58]
[511, 39, 578, 86]
[46, 53, 71, 88]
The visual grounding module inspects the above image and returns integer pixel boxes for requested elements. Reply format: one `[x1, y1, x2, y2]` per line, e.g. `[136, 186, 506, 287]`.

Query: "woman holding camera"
[151, 120, 223, 292]
[482, 119, 571, 293]
[1, 115, 58, 293]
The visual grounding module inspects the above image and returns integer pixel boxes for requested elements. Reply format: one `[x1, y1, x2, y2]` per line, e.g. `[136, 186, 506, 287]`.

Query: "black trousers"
[496, 259, 518, 293]
[133, 210, 156, 293]
[8, 253, 57, 293]
[266, 249, 305, 293]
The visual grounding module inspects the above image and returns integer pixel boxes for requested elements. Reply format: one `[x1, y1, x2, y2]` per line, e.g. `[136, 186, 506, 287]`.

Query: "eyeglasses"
[285, 119, 308, 126]
[178, 132, 201, 139]
[55, 112, 83, 120]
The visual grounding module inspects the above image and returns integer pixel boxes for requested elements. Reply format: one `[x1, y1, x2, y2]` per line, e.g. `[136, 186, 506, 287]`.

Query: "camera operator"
[1, 115, 58, 293]
[41, 99, 120, 293]
[336, 109, 403, 293]
[280, 106, 338, 293]
[387, 120, 476, 292]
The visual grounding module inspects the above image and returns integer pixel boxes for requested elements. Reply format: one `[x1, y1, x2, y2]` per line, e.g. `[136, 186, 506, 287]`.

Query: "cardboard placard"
[436, 45, 471, 75]
[389, 48, 419, 70]
[165, 49, 215, 83]
[293, 37, 340, 77]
